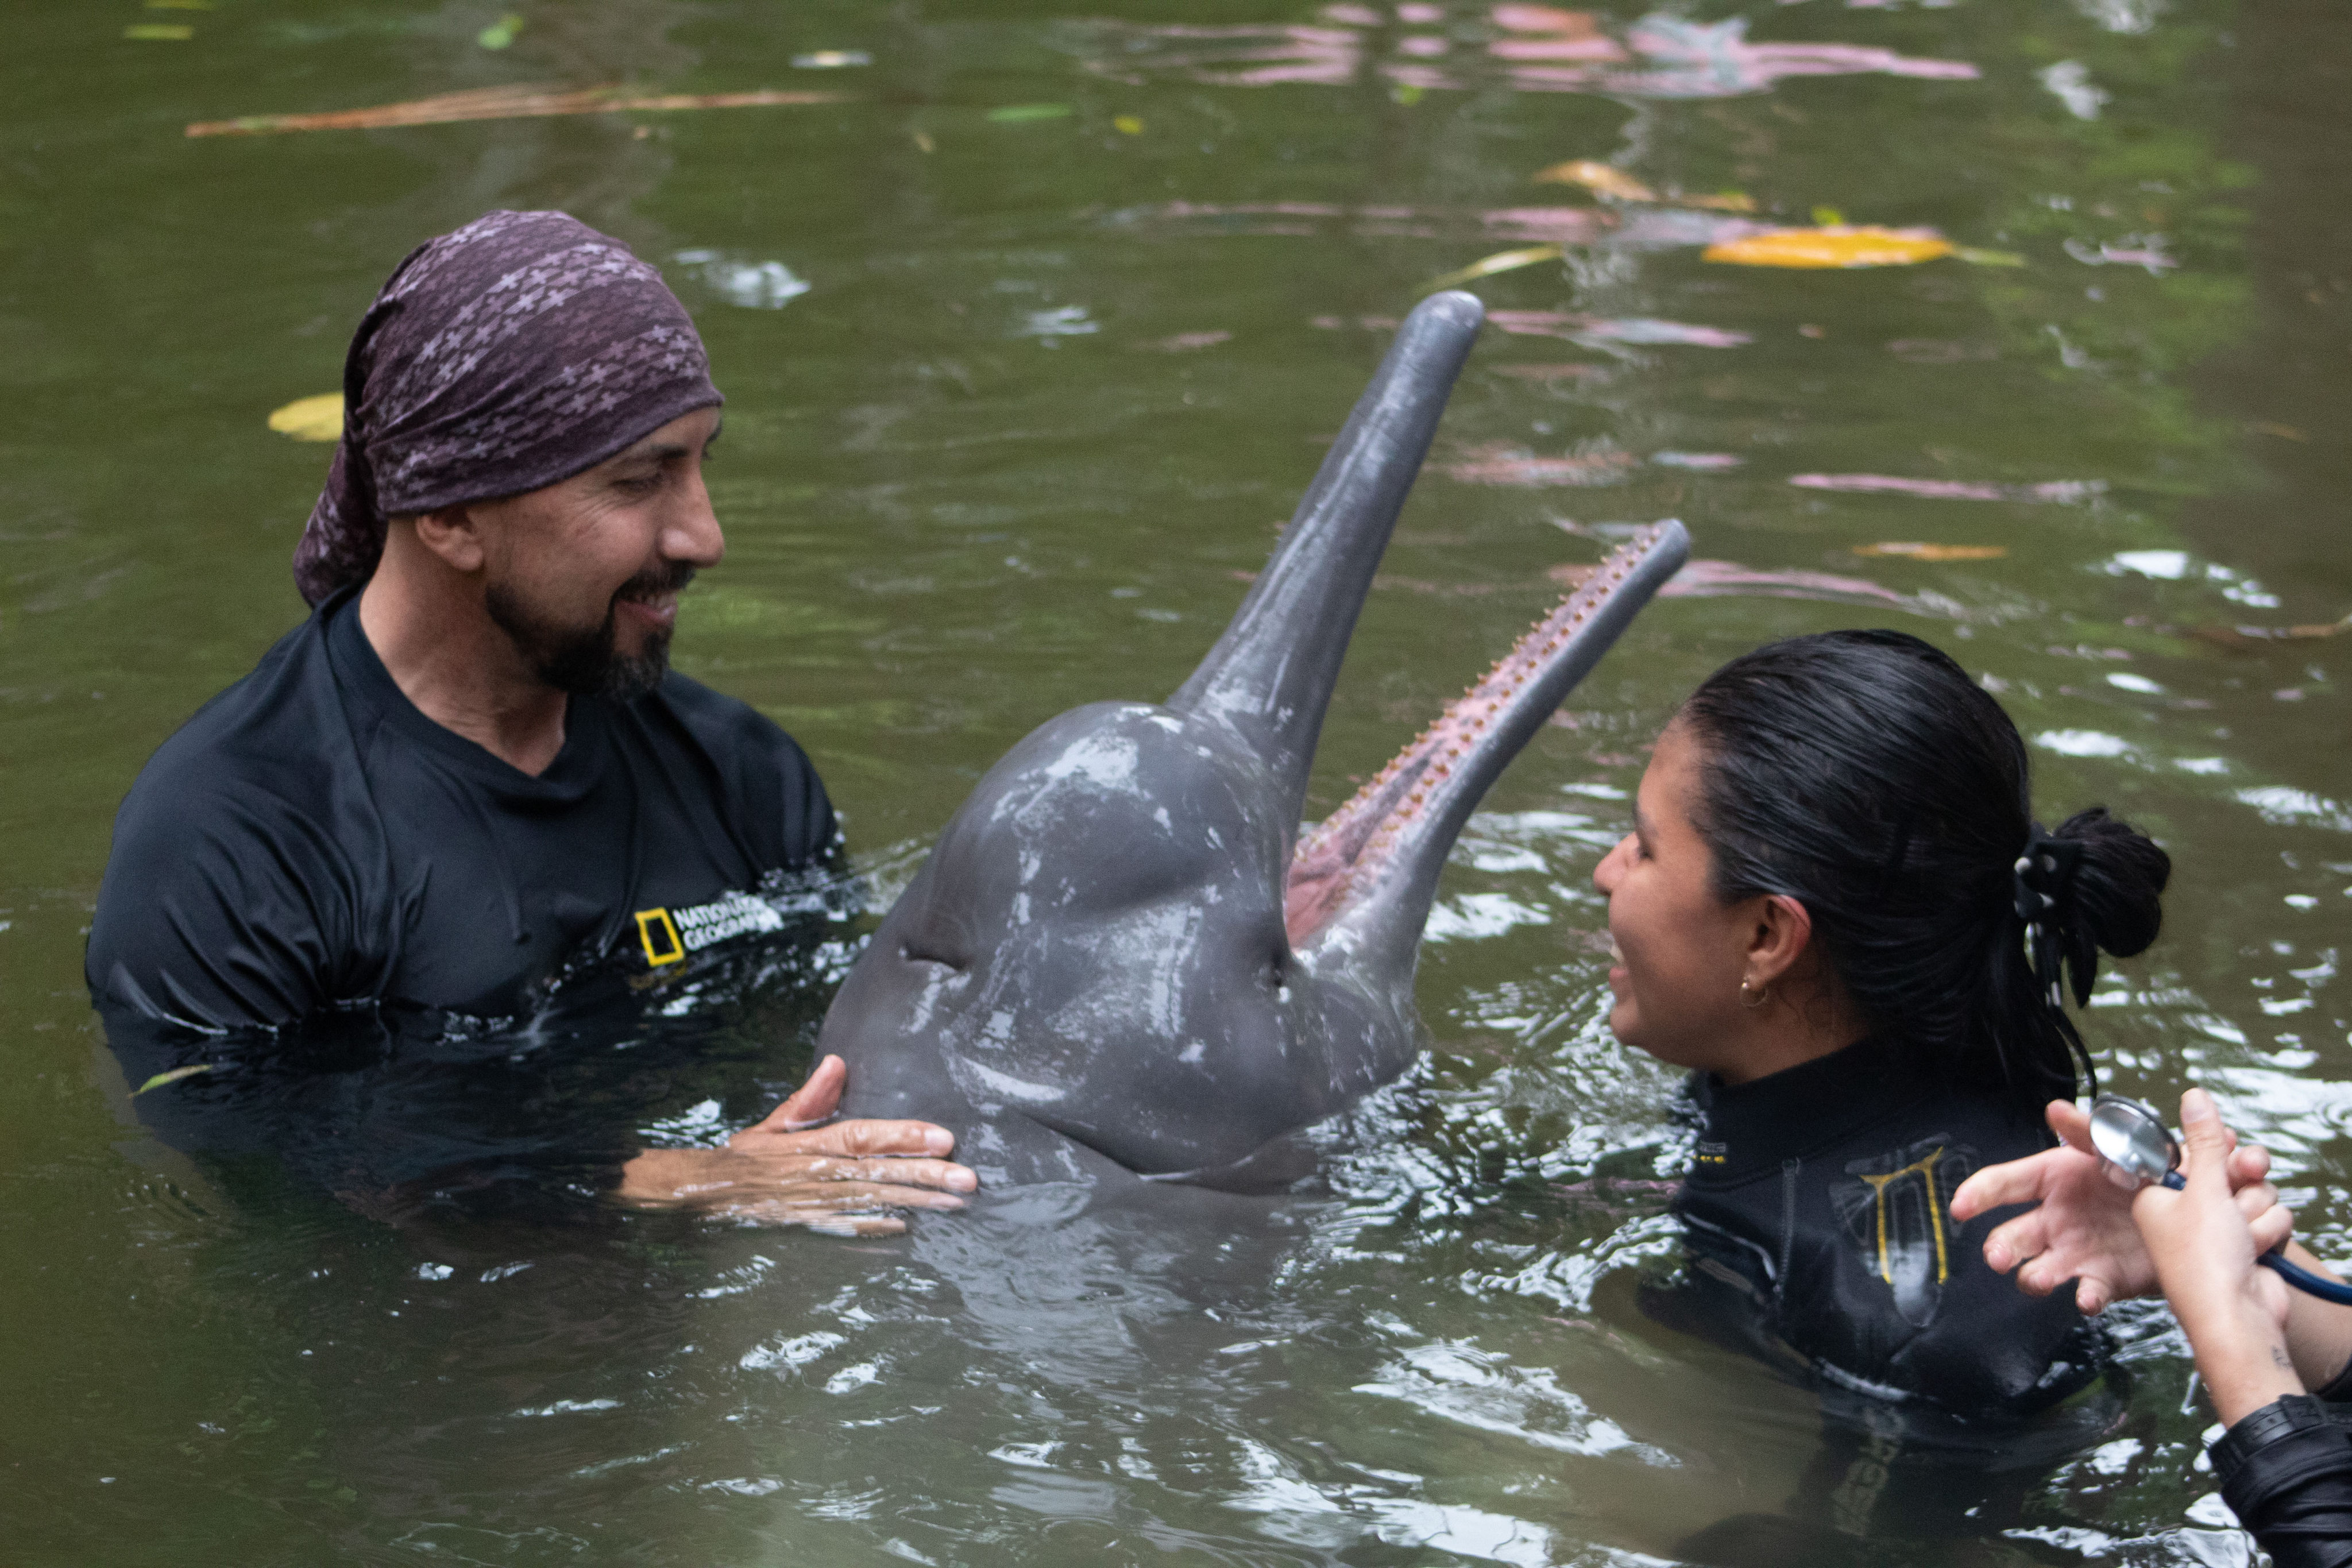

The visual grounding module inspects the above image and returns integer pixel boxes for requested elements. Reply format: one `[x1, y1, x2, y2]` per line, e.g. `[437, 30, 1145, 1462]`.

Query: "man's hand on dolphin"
[614, 1055, 977, 1235]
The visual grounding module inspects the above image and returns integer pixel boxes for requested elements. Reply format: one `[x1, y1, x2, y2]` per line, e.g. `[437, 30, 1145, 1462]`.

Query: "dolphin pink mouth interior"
[1282, 522, 1678, 947]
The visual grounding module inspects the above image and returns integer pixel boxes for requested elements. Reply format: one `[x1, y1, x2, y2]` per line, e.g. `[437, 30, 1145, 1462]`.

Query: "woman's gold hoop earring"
[1739, 979, 1770, 1009]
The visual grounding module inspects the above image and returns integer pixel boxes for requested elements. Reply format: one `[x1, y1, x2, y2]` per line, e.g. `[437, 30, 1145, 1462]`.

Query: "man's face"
[474, 405, 727, 700]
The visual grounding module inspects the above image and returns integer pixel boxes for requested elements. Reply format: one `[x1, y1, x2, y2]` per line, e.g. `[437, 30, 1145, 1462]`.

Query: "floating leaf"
[987, 103, 1073, 123]
[134, 1064, 215, 1096]
[1952, 245, 2026, 267]
[1391, 83, 1427, 105]
[1795, 473, 2100, 503]
[1682, 191, 1756, 213]
[1533, 159, 1655, 202]
[476, 13, 523, 50]
[1811, 205, 1845, 226]
[1853, 542, 2009, 561]
[126, 23, 194, 39]
[187, 84, 849, 137]
[910, 129, 935, 153]
[792, 49, 871, 68]
[1113, 114, 1144, 134]
[1418, 244, 1565, 292]
[268, 393, 345, 442]
[1704, 226, 1955, 269]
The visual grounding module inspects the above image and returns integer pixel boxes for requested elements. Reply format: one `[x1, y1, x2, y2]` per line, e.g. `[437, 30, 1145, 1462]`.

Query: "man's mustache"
[613, 562, 697, 608]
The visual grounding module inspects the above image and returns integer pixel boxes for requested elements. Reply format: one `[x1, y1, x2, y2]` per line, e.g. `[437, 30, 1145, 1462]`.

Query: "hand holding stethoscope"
[2088, 1094, 2352, 1307]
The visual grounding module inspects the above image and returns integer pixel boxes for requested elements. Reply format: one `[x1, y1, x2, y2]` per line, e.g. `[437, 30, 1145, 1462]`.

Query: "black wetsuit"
[88, 585, 837, 1030]
[2214, 1395, 2352, 1563]
[86, 587, 841, 1204]
[1644, 1033, 2103, 1426]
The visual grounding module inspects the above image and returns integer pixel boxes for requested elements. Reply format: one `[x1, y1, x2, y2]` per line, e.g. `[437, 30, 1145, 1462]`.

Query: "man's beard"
[485, 562, 695, 702]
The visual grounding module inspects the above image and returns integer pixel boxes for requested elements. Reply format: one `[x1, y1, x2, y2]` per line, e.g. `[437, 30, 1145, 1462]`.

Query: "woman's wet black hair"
[1674, 629, 2171, 1113]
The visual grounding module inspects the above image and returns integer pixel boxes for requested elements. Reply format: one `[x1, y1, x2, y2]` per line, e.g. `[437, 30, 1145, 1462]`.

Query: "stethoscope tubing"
[2156, 1170, 2352, 1307]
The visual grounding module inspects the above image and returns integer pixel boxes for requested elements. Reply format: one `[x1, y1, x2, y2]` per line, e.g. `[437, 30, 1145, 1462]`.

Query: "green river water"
[4, 0, 2349, 1561]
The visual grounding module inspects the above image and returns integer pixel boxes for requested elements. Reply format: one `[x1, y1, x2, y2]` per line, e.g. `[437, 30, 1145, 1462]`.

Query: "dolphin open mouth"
[1283, 520, 1689, 948]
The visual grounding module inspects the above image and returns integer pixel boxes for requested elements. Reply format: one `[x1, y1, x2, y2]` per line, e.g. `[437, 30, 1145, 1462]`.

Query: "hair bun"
[2051, 806, 2170, 959]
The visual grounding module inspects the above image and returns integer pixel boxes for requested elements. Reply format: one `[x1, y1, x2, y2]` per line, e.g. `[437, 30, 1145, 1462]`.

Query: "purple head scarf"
[293, 210, 723, 605]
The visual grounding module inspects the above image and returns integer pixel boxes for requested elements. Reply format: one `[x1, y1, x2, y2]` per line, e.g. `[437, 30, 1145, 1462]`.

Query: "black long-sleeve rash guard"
[1644, 1033, 2105, 1424]
[87, 586, 839, 1034]
[2215, 1396, 2352, 1566]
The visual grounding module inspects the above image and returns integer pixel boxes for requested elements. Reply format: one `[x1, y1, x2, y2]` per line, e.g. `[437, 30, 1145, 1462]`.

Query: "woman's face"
[1590, 722, 1762, 1075]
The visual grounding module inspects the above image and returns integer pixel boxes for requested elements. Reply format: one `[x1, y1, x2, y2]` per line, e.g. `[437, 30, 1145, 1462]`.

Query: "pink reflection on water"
[1083, 5, 1976, 100]
[1443, 442, 1637, 485]
[1657, 559, 1912, 606]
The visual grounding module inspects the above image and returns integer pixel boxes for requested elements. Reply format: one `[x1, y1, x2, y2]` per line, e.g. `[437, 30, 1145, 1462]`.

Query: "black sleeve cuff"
[2213, 1396, 2343, 1487]
[2215, 1397, 2352, 1568]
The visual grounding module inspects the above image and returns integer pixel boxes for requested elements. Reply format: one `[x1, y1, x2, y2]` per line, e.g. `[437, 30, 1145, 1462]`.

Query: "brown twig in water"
[186, 83, 850, 138]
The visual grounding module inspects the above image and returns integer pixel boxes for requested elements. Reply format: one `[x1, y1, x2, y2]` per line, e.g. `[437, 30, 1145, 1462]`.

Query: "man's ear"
[408, 505, 488, 574]
[1744, 893, 1814, 988]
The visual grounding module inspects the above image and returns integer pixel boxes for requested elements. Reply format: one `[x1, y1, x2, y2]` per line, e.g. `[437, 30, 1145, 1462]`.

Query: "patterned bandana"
[292, 210, 723, 605]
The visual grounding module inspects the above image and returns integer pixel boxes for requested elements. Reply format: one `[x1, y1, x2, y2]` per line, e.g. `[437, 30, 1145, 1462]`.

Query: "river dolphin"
[824, 290, 1688, 1192]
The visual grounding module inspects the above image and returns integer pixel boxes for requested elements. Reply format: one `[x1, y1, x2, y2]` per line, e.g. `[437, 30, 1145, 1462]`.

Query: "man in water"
[87, 210, 972, 1231]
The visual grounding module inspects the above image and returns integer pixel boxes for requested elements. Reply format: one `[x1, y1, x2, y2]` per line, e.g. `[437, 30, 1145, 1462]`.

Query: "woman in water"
[1597, 628, 2169, 1419]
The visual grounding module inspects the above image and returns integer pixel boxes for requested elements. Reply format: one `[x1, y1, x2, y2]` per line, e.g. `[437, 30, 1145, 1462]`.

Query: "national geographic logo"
[634, 890, 787, 968]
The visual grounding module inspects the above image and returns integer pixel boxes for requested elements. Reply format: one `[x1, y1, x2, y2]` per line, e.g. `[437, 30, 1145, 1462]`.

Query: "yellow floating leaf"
[1419, 244, 1565, 293]
[1532, 159, 1655, 202]
[1681, 191, 1756, 213]
[269, 393, 345, 442]
[1853, 542, 2008, 561]
[1113, 114, 1144, 135]
[1812, 206, 1845, 226]
[1704, 226, 1955, 269]
[134, 1064, 215, 1095]
[125, 22, 193, 38]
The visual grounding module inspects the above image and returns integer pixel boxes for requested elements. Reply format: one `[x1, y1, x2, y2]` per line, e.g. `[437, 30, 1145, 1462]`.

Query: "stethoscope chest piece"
[2088, 1093, 2184, 1189]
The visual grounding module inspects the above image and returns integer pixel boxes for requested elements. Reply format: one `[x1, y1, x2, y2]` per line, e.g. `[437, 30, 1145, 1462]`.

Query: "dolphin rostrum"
[822, 290, 1689, 1193]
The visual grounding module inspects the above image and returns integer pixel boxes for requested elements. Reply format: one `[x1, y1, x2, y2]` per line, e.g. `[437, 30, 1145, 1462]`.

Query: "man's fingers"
[2229, 1143, 2274, 1190]
[1952, 1151, 2056, 1224]
[741, 1179, 970, 1212]
[2015, 1249, 2075, 1299]
[1979, 1210, 2049, 1275]
[735, 1154, 977, 1192]
[760, 1053, 848, 1133]
[748, 1117, 957, 1159]
[2250, 1203, 2295, 1256]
